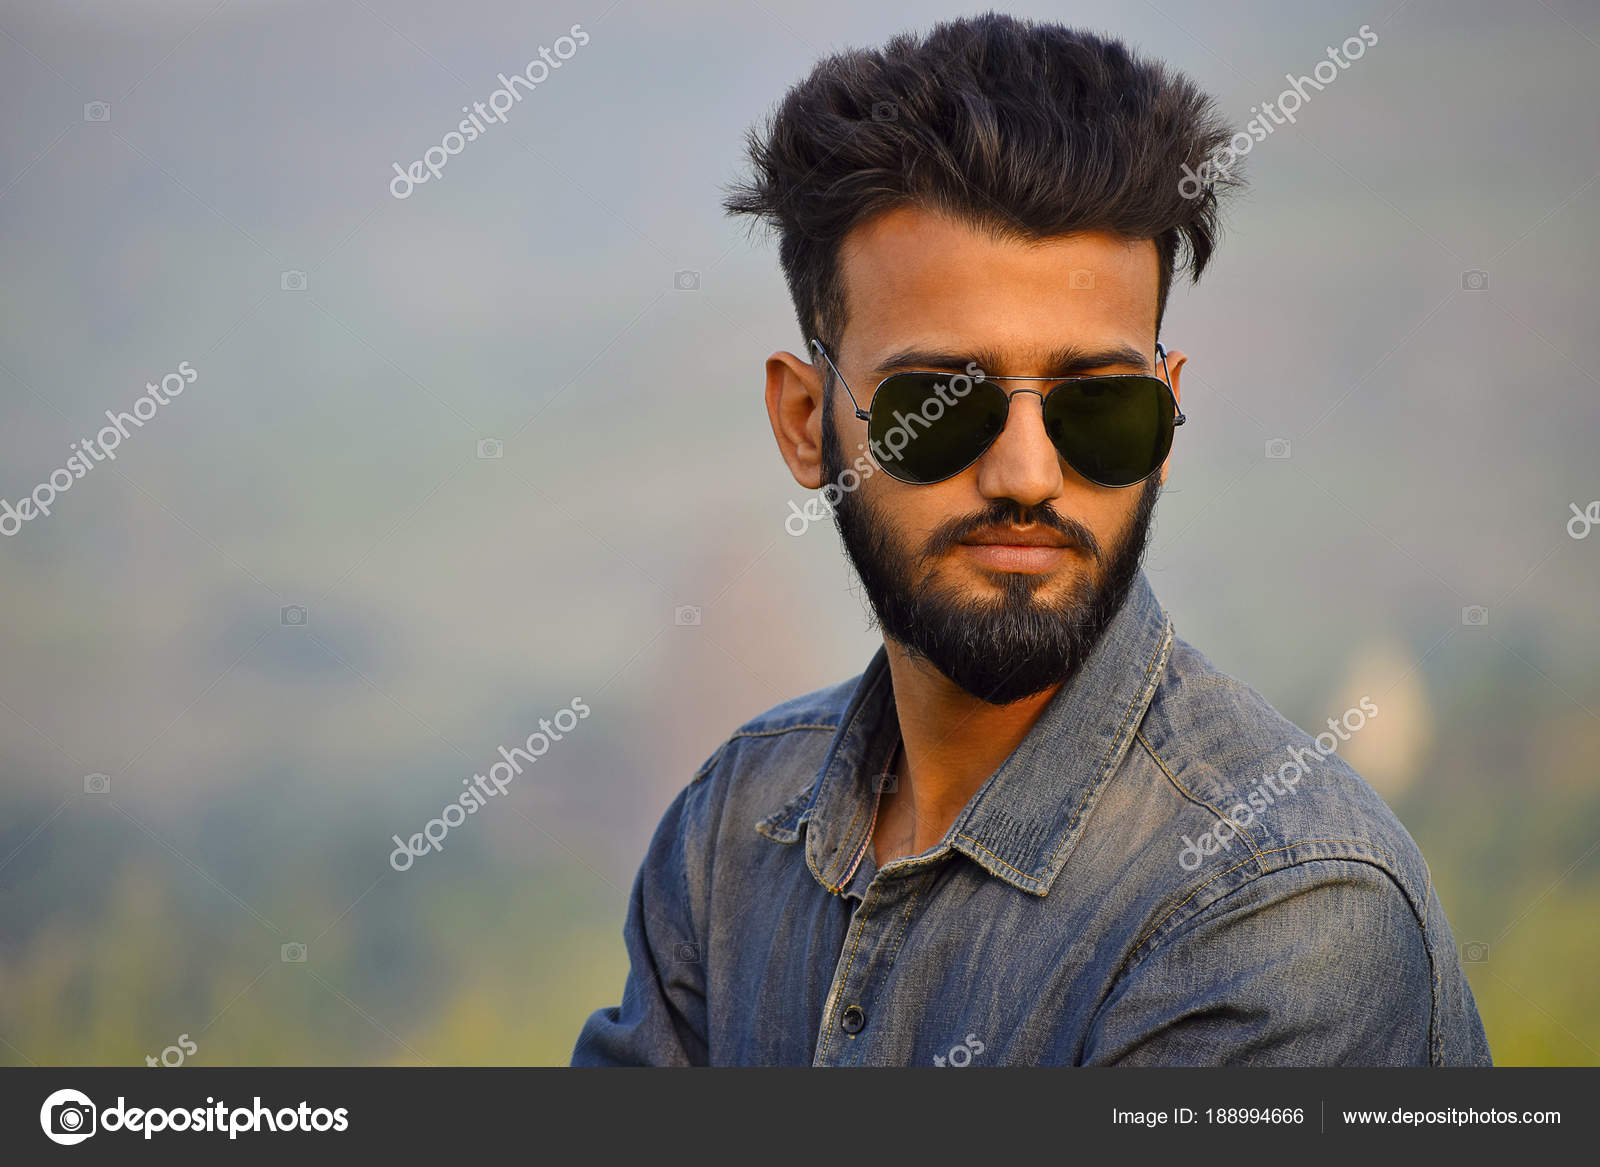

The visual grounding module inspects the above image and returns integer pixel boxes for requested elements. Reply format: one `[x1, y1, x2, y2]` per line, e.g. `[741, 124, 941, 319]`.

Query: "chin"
[956, 559, 1093, 596]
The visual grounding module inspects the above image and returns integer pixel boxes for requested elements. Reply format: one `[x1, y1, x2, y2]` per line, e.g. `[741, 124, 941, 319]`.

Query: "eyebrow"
[872, 342, 1151, 378]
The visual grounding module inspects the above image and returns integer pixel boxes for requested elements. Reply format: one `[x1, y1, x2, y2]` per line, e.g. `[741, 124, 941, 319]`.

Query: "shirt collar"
[763, 570, 1173, 897]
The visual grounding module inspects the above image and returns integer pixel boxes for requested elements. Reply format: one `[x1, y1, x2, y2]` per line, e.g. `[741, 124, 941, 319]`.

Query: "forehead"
[834, 205, 1159, 368]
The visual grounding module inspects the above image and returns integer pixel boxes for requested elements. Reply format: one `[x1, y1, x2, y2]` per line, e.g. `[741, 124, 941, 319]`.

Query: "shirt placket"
[812, 871, 921, 1066]
[811, 699, 917, 1066]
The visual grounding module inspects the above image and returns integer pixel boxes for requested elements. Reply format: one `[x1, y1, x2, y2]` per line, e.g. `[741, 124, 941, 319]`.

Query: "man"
[573, 14, 1490, 1066]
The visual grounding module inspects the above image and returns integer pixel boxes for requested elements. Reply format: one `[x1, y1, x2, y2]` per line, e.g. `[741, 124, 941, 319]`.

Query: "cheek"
[1105, 488, 1153, 539]
[1097, 490, 1141, 528]
[864, 475, 967, 544]
[862, 468, 926, 519]
[1056, 480, 1130, 529]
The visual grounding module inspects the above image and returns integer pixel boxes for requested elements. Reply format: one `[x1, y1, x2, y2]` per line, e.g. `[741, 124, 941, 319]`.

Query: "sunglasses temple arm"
[811, 340, 871, 421]
[1156, 341, 1186, 426]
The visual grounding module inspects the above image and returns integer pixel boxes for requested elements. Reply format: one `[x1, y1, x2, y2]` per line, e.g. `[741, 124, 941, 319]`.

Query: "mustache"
[919, 498, 1104, 564]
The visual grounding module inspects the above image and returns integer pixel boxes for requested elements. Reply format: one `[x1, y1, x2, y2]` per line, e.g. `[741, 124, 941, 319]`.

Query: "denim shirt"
[572, 572, 1491, 1066]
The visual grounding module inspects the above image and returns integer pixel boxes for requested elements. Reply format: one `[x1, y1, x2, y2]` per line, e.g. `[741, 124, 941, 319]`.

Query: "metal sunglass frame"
[810, 338, 1185, 427]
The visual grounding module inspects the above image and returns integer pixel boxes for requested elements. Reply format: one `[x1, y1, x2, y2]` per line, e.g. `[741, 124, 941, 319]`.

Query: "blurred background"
[0, 0, 1595, 1066]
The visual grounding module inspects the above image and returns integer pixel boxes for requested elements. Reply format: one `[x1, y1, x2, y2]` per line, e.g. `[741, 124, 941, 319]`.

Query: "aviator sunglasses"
[811, 339, 1185, 488]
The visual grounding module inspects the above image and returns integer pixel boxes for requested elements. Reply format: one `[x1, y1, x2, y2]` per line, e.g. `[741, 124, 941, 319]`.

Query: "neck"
[879, 638, 1061, 856]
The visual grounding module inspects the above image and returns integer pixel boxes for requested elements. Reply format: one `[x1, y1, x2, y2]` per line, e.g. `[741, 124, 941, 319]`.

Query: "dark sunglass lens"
[868, 373, 1008, 484]
[1042, 376, 1174, 487]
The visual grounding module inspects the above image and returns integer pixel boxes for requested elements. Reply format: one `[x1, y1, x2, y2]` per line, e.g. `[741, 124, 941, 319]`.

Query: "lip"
[959, 525, 1071, 549]
[956, 526, 1075, 573]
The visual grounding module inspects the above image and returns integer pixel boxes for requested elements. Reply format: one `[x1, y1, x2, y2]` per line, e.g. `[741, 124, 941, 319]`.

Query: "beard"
[822, 406, 1161, 706]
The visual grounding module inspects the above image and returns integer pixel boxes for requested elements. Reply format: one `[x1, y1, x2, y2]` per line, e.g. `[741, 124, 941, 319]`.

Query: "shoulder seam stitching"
[1134, 728, 1266, 866]
[1123, 842, 1413, 970]
[690, 721, 841, 783]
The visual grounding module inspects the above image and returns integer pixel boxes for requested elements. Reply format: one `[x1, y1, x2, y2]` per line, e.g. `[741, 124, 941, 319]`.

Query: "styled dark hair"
[724, 13, 1241, 352]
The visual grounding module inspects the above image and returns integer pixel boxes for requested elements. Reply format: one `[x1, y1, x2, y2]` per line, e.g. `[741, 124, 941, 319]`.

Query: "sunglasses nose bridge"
[964, 384, 1050, 455]
[970, 388, 1067, 504]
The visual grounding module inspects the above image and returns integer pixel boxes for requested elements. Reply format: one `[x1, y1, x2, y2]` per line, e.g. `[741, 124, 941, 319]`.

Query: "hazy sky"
[2, 0, 1596, 868]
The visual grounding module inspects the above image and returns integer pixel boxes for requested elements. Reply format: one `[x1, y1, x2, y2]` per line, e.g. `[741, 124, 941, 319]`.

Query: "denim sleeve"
[1084, 859, 1438, 1066]
[570, 782, 708, 1066]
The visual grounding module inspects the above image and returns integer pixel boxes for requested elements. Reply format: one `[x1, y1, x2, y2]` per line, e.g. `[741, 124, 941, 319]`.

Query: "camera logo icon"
[674, 605, 702, 627]
[83, 101, 111, 123]
[476, 437, 504, 459]
[1461, 269, 1489, 291]
[83, 772, 110, 795]
[281, 941, 307, 963]
[1265, 437, 1292, 460]
[280, 270, 307, 292]
[1461, 605, 1489, 627]
[1068, 268, 1096, 290]
[40, 1088, 96, 1145]
[673, 942, 701, 963]
[871, 101, 899, 123]
[1462, 941, 1489, 963]
[673, 269, 700, 291]
[876, 773, 899, 795]
[280, 605, 307, 627]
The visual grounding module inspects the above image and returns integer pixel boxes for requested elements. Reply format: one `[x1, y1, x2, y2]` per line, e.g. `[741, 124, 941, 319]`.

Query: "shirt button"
[840, 1005, 866, 1035]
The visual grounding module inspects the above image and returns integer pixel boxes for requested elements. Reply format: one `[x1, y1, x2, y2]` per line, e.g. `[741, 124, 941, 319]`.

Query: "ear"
[765, 349, 827, 490]
[1157, 346, 1187, 486]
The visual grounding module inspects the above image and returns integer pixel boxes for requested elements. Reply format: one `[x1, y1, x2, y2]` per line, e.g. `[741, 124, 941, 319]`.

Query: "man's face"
[816, 207, 1183, 704]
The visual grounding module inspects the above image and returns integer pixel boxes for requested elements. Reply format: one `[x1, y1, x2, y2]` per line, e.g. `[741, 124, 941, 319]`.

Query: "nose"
[973, 389, 1065, 507]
